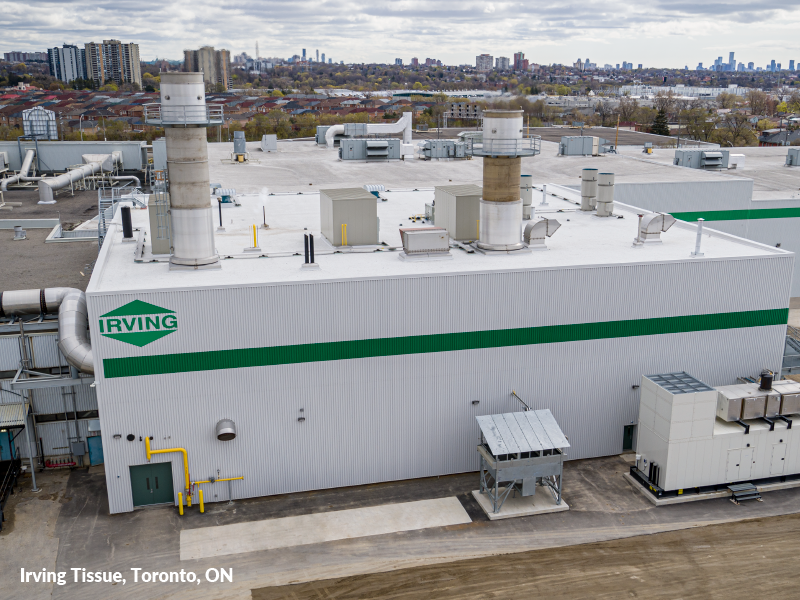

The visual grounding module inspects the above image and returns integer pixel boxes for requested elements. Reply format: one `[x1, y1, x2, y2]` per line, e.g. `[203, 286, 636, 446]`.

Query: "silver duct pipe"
[0, 288, 93, 374]
[109, 175, 141, 187]
[1, 149, 43, 191]
[38, 162, 103, 204]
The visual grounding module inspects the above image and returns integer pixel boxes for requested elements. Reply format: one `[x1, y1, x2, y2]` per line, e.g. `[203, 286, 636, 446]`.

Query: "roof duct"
[0, 288, 93, 374]
[596, 172, 614, 217]
[1, 148, 42, 191]
[325, 112, 412, 149]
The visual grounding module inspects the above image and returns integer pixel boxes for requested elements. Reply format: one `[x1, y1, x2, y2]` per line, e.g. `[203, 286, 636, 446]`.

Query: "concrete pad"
[180, 496, 471, 560]
[623, 472, 800, 506]
[472, 488, 569, 520]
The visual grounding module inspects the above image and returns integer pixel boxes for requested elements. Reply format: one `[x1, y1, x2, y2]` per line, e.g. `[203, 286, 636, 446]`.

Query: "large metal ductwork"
[1, 149, 42, 191]
[325, 112, 412, 148]
[476, 110, 532, 252]
[36, 153, 122, 204]
[0, 288, 93, 374]
[145, 72, 222, 270]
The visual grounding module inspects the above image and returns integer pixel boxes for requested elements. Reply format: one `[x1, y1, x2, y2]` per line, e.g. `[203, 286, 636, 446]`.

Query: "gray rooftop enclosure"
[320, 187, 379, 246]
[434, 184, 482, 241]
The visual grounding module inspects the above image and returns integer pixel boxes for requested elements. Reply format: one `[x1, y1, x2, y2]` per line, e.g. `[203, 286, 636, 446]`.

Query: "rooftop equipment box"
[559, 136, 596, 156]
[339, 138, 401, 161]
[260, 134, 277, 152]
[320, 187, 379, 246]
[433, 184, 482, 241]
[787, 147, 800, 167]
[674, 149, 730, 170]
[399, 227, 450, 255]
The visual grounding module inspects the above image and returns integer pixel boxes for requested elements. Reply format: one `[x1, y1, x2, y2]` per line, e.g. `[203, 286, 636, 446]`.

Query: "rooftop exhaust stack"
[476, 110, 537, 252]
[146, 72, 222, 270]
[596, 172, 614, 217]
[580, 168, 598, 211]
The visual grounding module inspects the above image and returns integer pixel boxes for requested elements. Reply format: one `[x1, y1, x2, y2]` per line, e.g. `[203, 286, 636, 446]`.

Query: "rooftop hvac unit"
[787, 147, 800, 167]
[422, 140, 456, 159]
[674, 149, 729, 170]
[716, 384, 780, 422]
[398, 227, 451, 260]
[260, 134, 277, 152]
[233, 130, 246, 154]
[558, 136, 595, 156]
[316, 125, 331, 145]
[339, 138, 401, 161]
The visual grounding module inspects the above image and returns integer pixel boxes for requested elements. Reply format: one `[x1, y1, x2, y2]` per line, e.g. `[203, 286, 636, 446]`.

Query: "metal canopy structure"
[0, 402, 29, 429]
[476, 408, 569, 513]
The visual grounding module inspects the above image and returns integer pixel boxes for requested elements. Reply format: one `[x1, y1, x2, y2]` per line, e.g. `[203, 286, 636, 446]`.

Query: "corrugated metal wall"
[0, 141, 146, 171]
[613, 180, 754, 212]
[89, 253, 793, 513]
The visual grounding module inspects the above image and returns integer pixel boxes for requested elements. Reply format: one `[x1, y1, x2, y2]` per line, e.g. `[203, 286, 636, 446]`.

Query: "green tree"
[651, 109, 670, 136]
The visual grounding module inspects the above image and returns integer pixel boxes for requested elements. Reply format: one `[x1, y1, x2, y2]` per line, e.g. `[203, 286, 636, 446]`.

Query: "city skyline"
[1, 0, 799, 69]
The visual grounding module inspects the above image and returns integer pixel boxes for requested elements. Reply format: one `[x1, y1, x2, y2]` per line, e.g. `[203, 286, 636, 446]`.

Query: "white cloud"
[1, 0, 798, 68]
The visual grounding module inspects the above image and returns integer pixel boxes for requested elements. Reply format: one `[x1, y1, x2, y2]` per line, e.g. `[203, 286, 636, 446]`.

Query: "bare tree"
[618, 96, 639, 122]
[716, 92, 739, 110]
[718, 113, 755, 146]
[653, 91, 676, 116]
[745, 90, 768, 116]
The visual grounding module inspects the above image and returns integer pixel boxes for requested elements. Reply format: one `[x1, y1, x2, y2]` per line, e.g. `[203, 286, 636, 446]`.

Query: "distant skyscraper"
[770, 59, 776, 72]
[328, 58, 332, 64]
[496, 57, 510, 70]
[513, 52, 528, 71]
[697, 63, 703, 70]
[476, 54, 493, 71]
[302, 48, 306, 60]
[321, 53, 325, 63]
[395, 58, 402, 65]
[790, 60, 795, 71]
[728, 52, 735, 70]
[410, 57, 419, 67]
[316, 49, 319, 62]
[48, 44, 86, 83]
[637, 63, 642, 69]
[748, 62, 754, 70]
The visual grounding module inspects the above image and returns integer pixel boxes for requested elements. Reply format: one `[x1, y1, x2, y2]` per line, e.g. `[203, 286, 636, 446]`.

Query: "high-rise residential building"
[47, 44, 86, 83]
[637, 63, 643, 69]
[496, 57, 509, 70]
[4, 51, 47, 62]
[790, 60, 795, 71]
[513, 52, 528, 71]
[777, 63, 782, 71]
[316, 49, 319, 62]
[302, 48, 306, 60]
[697, 63, 703, 70]
[748, 62, 754, 70]
[410, 57, 419, 67]
[476, 54, 493, 71]
[184, 46, 231, 90]
[328, 58, 332, 64]
[770, 59, 776, 72]
[84, 40, 141, 87]
[729, 52, 735, 70]
[574, 58, 584, 71]
[321, 53, 325, 63]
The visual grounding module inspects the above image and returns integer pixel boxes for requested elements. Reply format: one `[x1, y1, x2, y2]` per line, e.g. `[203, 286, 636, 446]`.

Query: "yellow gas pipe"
[145, 437, 191, 511]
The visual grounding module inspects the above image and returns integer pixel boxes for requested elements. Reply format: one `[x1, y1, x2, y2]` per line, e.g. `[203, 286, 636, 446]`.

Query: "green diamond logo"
[99, 300, 177, 347]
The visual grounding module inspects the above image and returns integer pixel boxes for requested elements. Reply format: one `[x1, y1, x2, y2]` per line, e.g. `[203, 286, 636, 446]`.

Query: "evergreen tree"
[651, 109, 670, 136]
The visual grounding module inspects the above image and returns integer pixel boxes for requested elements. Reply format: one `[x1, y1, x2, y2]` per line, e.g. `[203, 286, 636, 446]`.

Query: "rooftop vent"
[633, 213, 676, 246]
[398, 227, 451, 260]
[523, 218, 561, 249]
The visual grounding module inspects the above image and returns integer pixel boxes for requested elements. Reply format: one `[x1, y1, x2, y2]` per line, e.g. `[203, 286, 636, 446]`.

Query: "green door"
[623, 425, 635, 452]
[130, 462, 174, 507]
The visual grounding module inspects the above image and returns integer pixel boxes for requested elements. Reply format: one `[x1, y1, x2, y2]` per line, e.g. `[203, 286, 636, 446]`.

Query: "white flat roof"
[88, 187, 787, 294]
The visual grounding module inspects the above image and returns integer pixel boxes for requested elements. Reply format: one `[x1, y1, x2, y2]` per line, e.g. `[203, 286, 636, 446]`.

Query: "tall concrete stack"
[150, 72, 221, 270]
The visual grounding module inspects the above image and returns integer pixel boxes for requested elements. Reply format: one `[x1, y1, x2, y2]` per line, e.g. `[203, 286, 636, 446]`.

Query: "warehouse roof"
[87, 186, 789, 294]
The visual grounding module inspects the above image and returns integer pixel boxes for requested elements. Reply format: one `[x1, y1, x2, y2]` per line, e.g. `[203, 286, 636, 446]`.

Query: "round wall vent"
[215, 419, 236, 441]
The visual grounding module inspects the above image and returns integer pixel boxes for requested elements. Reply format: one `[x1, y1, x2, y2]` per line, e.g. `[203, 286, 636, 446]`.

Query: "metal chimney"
[145, 72, 223, 270]
[475, 110, 538, 251]
[580, 168, 598, 211]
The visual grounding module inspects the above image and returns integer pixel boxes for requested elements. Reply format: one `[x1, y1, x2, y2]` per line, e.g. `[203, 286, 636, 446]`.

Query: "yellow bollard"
[178, 492, 184, 516]
[199, 489, 204, 513]
[252, 224, 257, 248]
[341, 223, 347, 246]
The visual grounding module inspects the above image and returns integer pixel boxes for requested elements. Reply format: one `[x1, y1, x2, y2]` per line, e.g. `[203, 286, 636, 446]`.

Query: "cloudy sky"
[2, 0, 799, 69]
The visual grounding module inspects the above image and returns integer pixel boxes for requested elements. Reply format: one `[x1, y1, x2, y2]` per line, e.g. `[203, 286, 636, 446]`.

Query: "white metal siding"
[89, 253, 793, 513]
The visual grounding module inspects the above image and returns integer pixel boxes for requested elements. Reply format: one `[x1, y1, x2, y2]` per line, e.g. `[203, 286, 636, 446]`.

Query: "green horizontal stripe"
[671, 208, 800, 222]
[102, 308, 787, 379]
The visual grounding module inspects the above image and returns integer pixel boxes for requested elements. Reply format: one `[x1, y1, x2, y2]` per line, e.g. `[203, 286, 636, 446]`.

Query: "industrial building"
[1, 79, 798, 520]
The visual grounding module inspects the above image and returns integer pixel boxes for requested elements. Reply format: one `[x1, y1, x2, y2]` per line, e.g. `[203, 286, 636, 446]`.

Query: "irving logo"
[99, 300, 177, 347]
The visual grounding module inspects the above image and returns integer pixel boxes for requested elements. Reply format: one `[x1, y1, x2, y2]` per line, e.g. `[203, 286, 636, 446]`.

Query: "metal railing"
[465, 136, 541, 157]
[144, 104, 224, 126]
[97, 186, 147, 247]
